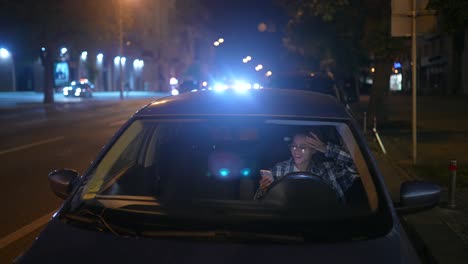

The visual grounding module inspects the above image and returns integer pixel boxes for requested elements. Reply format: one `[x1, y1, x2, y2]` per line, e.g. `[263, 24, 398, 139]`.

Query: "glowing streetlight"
[97, 53, 104, 63]
[114, 56, 121, 65]
[60, 47, 67, 55]
[0, 48, 16, 91]
[133, 59, 144, 69]
[255, 64, 263, 71]
[81, 51, 88, 60]
[214, 41, 220, 47]
[218, 38, 224, 43]
[120, 57, 126, 65]
[0, 48, 10, 58]
[265, 70, 272, 77]
[169, 77, 179, 86]
[371, 67, 376, 73]
[243, 56, 252, 63]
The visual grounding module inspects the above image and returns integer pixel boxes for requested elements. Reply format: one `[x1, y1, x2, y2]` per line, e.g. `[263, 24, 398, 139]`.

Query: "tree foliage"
[428, 0, 468, 34]
[0, 0, 132, 103]
[280, 0, 366, 75]
[279, 0, 407, 124]
[428, 0, 468, 94]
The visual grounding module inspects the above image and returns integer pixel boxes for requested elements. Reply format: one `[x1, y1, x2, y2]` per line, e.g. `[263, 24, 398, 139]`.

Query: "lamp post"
[117, 0, 124, 99]
[0, 48, 16, 91]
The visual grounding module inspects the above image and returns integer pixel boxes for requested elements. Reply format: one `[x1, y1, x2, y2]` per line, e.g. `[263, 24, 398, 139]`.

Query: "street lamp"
[0, 48, 9, 58]
[97, 53, 104, 63]
[133, 59, 144, 90]
[81, 51, 88, 60]
[214, 41, 220, 47]
[0, 48, 16, 91]
[116, 0, 124, 99]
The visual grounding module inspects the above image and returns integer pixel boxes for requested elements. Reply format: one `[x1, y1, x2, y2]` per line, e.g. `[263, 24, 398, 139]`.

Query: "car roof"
[136, 88, 351, 120]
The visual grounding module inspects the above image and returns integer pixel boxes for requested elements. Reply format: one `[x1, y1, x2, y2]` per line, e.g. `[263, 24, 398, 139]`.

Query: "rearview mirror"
[395, 181, 441, 215]
[48, 169, 79, 199]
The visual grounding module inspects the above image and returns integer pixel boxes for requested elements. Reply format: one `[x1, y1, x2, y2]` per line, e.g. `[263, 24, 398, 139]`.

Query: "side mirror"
[395, 181, 441, 215]
[48, 169, 79, 199]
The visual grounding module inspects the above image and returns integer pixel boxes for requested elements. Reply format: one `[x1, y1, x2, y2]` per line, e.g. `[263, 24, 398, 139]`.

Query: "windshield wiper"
[63, 210, 137, 237]
[142, 230, 304, 243]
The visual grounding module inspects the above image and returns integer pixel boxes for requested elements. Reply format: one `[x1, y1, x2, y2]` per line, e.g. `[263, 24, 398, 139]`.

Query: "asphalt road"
[0, 98, 160, 262]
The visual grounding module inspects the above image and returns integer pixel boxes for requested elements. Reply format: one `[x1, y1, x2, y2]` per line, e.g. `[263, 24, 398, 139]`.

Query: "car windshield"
[73, 117, 390, 239]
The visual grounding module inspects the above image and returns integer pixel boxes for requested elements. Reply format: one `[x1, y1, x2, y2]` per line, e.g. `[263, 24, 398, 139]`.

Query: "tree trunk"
[43, 45, 55, 104]
[450, 31, 464, 94]
[367, 59, 392, 128]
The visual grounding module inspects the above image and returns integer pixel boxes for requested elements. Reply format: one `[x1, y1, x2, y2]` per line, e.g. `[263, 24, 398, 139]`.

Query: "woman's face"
[290, 134, 315, 167]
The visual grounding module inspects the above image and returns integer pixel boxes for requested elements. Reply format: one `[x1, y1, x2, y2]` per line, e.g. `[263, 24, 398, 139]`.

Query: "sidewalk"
[370, 140, 468, 263]
[358, 94, 468, 263]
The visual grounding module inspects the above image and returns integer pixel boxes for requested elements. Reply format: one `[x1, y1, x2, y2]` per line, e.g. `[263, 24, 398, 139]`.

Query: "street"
[0, 94, 164, 261]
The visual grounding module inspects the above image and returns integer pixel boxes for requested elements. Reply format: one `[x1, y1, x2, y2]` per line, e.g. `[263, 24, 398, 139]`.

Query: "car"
[172, 80, 199, 95]
[62, 79, 94, 98]
[17, 89, 440, 263]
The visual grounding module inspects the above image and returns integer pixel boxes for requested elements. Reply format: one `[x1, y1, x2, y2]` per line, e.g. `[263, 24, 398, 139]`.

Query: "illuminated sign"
[54, 62, 70, 87]
[390, 74, 402, 91]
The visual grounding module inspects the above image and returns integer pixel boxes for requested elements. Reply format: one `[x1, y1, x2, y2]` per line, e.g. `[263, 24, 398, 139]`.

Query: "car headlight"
[171, 89, 179, 96]
[233, 81, 251, 93]
[214, 83, 226, 92]
[74, 88, 81, 96]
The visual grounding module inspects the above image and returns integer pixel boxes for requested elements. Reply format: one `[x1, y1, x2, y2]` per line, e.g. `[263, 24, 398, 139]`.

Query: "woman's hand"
[306, 132, 327, 153]
[259, 177, 274, 190]
[259, 170, 274, 190]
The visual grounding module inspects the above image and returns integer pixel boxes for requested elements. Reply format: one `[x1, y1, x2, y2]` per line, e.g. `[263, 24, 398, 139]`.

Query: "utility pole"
[391, 0, 436, 165]
[411, 0, 417, 164]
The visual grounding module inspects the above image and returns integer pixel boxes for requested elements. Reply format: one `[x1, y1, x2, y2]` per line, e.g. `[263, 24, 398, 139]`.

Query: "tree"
[279, 0, 406, 124]
[174, 0, 213, 80]
[0, 0, 132, 103]
[428, 0, 468, 94]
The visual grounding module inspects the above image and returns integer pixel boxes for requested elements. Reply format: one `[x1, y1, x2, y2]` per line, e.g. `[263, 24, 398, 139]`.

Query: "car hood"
[18, 217, 418, 264]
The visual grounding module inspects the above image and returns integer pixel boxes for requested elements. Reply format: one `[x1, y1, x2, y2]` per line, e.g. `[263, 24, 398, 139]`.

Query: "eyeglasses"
[289, 144, 309, 154]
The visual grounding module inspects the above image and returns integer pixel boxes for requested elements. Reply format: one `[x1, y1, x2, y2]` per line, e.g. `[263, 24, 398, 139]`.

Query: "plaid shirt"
[254, 143, 358, 203]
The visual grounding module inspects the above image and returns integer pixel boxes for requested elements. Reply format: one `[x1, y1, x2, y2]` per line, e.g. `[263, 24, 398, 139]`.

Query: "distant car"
[62, 79, 94, 98]
[172, 80, 199, 95]
[18, 89, 440, 263]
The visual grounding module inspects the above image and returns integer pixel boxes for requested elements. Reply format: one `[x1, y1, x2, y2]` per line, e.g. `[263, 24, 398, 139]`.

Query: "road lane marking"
[0, 209, 57, 249]
[108, 120, 126, 127]
[0, 136, 65, 156]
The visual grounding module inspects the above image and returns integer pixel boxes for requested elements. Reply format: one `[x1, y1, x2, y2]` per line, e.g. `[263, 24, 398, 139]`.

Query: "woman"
[254, 130, 358, 203]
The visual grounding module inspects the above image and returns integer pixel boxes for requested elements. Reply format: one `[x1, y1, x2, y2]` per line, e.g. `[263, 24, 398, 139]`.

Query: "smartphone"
[260, 169, 273, 180]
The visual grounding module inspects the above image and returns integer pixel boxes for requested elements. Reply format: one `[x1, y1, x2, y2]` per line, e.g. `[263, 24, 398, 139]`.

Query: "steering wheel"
[261, 171, 342, 211]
